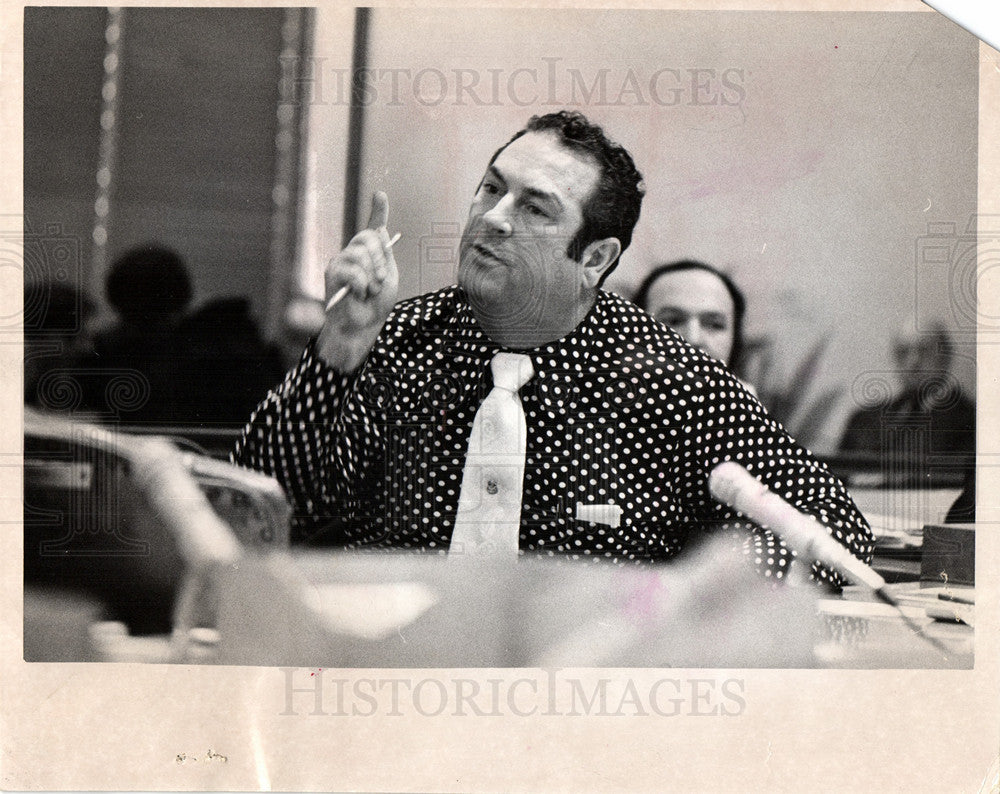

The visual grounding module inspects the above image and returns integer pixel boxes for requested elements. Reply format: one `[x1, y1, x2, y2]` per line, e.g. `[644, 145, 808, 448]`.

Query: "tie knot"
[490, 352, 534, 392]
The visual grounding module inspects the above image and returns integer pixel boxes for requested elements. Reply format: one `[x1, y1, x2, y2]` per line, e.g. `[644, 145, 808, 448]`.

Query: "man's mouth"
[472, 242, 505, 265]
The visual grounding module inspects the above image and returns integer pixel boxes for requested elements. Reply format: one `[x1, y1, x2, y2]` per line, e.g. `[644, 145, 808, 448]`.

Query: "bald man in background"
[840, 320, 975, 478]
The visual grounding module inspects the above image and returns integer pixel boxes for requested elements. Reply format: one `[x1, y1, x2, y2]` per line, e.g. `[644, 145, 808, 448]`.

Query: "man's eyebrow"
[487, 165, 564, 211]
[484, 165, 506, 184]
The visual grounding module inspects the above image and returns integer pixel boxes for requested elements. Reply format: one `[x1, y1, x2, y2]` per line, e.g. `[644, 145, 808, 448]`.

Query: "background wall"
[24, 7, 298, 338]
[23, 8, 106, 293]
[110, 8, 286, 326]
[315, 8, 978, 451]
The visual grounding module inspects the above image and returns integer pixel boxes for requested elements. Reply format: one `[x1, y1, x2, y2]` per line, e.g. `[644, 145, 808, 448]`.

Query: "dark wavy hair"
[633, 259, 747, 370]
[487, 110, 645, 286]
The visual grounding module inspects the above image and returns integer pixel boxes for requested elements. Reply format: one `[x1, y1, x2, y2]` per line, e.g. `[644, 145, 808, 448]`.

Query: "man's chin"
[458, 261, 504, 299]
[459, 278, 502, 309]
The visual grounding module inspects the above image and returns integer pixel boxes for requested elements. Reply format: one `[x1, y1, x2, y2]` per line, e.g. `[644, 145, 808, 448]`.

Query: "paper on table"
[816, 598, 927, 620]
[865, 512, 924, 548]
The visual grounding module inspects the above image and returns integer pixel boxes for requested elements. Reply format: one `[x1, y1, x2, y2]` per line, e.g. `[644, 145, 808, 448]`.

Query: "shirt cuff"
[268, 337, 358, 406]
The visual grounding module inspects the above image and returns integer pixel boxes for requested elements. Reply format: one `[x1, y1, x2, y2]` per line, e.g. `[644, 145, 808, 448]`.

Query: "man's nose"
[482, 196, 514, 235]
[682, 320, 703, 346]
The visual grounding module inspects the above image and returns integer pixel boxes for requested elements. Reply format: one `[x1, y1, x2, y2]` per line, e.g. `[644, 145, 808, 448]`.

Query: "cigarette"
[325, 231, 401, 312]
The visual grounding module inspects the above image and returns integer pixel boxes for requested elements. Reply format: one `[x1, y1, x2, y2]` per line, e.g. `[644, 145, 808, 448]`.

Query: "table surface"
[23, 548, 973, 667]
[210, 548, 973, 669]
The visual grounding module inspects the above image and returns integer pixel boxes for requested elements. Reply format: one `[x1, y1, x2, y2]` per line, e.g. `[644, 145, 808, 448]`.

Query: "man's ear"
[579, 237, 622, 289]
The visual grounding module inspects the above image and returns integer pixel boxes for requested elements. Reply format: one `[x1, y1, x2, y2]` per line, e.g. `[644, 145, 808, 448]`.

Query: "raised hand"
[316, 191, 400, 371]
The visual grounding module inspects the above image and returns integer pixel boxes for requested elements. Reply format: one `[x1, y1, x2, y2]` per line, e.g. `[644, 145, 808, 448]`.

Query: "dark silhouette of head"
[106, 245, 192, 326]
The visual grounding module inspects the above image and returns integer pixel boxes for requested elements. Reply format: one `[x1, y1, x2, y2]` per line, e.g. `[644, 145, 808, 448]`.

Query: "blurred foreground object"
[214, 538, 817, 667]
[212, 536, 971, 668]
[23, 409, 290, 661]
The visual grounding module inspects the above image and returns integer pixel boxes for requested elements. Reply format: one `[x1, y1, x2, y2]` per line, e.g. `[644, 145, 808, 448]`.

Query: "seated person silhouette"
[176, 297, 286, 424]
[24, 281, 96, 411]
[840, 320, 975, 489]
[89, 244, 193, 422]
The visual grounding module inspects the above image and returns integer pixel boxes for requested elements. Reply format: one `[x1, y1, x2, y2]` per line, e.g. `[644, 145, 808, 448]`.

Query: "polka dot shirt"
[233, 286, 874, 589]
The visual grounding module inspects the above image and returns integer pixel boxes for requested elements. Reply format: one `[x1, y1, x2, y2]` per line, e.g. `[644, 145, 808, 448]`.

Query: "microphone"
[708, 461, 885, 590]
[709, 461, 953, 658]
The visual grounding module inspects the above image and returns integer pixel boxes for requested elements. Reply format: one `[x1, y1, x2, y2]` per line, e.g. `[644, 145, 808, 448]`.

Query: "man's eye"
[702, 317, 729, 332]
[525, 204, 548, 218]
[481, 182, 499, 195]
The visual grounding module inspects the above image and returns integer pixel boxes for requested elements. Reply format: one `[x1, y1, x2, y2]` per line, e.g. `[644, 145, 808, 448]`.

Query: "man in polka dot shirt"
[234, 110, 874, 589]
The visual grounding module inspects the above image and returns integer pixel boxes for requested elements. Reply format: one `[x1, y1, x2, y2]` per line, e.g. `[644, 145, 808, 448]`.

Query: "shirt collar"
[443, 288, 621, 410]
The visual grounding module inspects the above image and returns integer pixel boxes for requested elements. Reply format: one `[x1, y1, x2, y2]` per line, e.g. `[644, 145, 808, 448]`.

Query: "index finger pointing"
[366, 190, 389, 231]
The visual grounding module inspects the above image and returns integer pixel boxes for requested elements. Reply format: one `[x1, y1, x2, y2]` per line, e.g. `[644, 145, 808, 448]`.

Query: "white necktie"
[449, 352, 534, 559]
